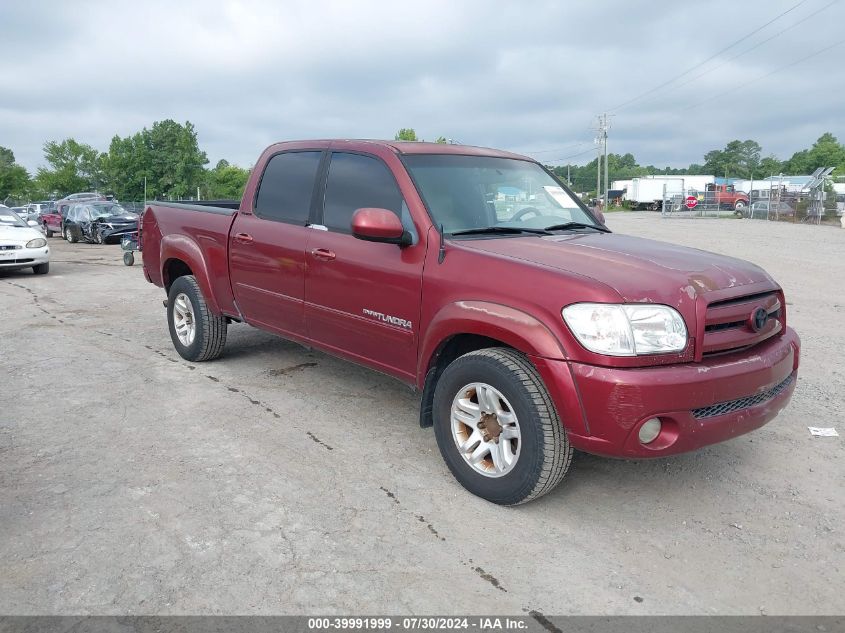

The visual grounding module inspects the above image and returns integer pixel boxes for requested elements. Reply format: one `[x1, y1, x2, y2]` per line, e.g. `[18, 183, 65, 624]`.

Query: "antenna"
[438, 224, 446, 264]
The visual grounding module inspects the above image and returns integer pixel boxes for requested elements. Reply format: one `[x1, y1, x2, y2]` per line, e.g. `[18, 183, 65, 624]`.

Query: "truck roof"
[266, 139, 532, 161]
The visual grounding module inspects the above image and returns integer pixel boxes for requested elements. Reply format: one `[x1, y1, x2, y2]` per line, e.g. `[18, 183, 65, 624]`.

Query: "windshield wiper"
[543, 221, 611, 233]
[450, 226, 552, 237]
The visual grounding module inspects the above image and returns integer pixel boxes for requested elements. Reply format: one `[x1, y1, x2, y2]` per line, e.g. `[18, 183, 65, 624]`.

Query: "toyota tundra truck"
[141, 140, 800, 505]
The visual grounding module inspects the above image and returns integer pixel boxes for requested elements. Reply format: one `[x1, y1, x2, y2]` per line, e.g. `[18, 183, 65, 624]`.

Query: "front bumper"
[0, 246, 50, 270]
[532, 327, 800, 458]
[100, 225, 137, 242]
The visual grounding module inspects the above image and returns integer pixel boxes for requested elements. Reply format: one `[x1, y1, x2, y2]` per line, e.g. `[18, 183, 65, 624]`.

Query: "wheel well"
[163, 259, 193, 292]
[419, 334, 515, 428]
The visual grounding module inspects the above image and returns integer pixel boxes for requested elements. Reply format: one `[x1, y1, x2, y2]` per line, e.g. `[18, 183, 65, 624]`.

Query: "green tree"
[35, 138, 103, 196]
[145, 120, 208, 199]
[203, 160, 251, 200]
[757, 155, 783, 178]
[394, 128, 418, 141]
[0, 146, 32, 203]
[435, 136, 448, 144]
[782, 133, 845, 176]
[103, 132, 148, 200]
[702, 140, 761, 179]
[102, 119, 208, 200]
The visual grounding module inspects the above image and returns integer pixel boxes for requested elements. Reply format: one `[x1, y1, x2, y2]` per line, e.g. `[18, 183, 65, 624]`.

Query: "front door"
[229, 150, 324, 338]
[304, 151, 425, 382]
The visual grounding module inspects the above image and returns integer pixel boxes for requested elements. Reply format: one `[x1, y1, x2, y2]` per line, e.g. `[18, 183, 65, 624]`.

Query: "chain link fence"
[660, 178, 842, 225]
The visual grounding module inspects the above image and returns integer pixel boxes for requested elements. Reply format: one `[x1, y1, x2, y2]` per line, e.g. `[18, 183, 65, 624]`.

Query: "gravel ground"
[0, 214, 842, 616]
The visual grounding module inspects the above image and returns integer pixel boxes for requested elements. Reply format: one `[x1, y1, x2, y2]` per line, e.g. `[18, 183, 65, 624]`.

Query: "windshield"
[0, 211, 27, 228]
[89, 203, 128, 219]
[404, 154, 599, 234]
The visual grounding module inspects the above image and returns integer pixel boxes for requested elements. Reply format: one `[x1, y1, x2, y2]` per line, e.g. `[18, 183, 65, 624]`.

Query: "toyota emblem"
[750, 307, 769, 332]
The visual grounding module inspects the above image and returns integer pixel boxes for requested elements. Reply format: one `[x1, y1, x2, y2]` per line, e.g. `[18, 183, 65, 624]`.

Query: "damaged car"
[63, 202, 139, 244]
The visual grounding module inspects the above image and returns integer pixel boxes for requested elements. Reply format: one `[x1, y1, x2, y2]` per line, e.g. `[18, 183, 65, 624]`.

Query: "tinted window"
[254, 151, 322, 224]
[322, 153, 403, 233]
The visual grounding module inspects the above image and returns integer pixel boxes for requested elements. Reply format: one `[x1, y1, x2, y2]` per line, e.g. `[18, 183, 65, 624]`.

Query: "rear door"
[228, 150, 324, 338]
[304, 151, 425, 381]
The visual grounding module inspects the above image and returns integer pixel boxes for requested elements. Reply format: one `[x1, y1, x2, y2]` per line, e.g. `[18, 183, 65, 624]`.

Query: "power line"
[527, 141, 595, 154]
[542, 146, 599, 163]
[681, 36, 845, 111]
[608, 0, 810, 113]
[646, 0, 840, 105]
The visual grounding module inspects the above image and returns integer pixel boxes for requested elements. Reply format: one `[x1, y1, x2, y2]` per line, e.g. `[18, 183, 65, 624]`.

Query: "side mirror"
[351, 208, 411, 246]
[27, 220, 38, 227]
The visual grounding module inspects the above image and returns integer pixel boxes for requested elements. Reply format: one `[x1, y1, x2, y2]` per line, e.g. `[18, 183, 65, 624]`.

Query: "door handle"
[310, 248, 336, 261]
[234, 232, 254, 244]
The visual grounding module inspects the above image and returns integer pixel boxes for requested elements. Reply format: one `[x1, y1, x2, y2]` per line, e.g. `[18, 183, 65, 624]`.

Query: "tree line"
[0, 119, 250, 204]
[2, 123, 843, 204]
[551, 133, 845, 194]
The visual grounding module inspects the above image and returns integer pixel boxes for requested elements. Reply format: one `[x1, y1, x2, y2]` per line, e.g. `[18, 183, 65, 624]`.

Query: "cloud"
[1, 0, 843, 173]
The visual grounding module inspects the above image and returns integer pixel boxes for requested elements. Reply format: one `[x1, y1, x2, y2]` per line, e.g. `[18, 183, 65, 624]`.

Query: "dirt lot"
[1, 214, 843, 616]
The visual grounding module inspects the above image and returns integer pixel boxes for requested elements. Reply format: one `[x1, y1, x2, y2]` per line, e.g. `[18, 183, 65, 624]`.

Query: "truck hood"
[457, 232, 774, 302]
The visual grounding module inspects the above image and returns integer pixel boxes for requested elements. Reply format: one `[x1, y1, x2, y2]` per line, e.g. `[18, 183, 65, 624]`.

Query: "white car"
[0, 210, 50, 274]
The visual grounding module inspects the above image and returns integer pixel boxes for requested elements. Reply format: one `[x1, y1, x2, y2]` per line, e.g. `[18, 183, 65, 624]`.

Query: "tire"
[432, 348, 572, 505]
[65, 226, 77, 243]
[95, 230, 104, 244]
[32, 263, 49, 275]
[44, 225, 53, 238]
[734, 200, 747, 211]
[123, 251, 134, 266]
[166, 275, 227, 362]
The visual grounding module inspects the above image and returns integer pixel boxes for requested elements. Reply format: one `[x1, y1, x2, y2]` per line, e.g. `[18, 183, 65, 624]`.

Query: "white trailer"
[628, 175, 715, 209]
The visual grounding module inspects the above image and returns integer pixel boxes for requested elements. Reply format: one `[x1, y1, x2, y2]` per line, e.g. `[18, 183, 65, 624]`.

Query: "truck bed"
[141, 200, 240, 316]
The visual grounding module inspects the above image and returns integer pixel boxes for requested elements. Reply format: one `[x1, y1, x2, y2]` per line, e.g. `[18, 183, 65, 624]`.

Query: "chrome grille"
[692, 372, 795, 419]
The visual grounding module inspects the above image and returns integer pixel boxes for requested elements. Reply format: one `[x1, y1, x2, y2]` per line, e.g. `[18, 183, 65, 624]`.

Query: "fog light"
[638, 418, 662, 444]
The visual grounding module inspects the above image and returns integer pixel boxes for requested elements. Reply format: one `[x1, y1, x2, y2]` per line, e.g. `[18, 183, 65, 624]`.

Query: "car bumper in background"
[100, 225, 137, 242]
[533, 327, 800, 458]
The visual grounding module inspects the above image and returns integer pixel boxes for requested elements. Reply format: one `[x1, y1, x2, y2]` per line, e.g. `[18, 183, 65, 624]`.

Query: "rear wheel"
[123, 251, 134, 266]
[65, 226, 77, 243]
[44, 225, 53, 238]
[166, 275, 227, 362]
[32, 263, 49, 275]
[432, 348, 572, 505]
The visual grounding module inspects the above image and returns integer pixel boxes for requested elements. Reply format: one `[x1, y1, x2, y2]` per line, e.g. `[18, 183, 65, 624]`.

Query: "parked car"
[0, 209, 50, 274]
[142, 139, 800, 505]
[63, 202, 139, 244]
[749, 201, 796, 220]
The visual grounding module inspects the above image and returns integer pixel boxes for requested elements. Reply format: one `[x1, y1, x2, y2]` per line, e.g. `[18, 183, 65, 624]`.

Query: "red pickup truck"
[141, 140, 799, 505]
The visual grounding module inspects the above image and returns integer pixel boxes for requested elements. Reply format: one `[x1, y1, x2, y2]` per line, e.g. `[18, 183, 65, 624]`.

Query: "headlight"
[562, 303, 687, 356]
[26, 238, 47, 248]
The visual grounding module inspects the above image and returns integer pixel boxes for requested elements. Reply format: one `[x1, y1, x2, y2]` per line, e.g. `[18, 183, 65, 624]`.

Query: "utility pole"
[567, 164, 571, 187]
[595, 113, 612, 208]
[595, 136, 602, 204]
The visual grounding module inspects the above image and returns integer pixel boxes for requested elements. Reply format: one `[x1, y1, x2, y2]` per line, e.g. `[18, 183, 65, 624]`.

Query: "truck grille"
[692, 372, 795, 419]
[701, 291, 783, 356]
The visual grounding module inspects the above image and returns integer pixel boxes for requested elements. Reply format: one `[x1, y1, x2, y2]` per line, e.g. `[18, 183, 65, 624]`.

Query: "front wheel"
[734, 200, 747, 211]
[65, 226, 77, 243]
[32, 263, 49, 275]
[44, 225, 53, 238]
[166, 275, 227, 362]
[123, 251, 134, 266]
[432, 348, 572, 505]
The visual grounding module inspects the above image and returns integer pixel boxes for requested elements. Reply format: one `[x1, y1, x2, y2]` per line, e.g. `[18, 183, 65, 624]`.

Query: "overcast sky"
[2, 0, 844, 172]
